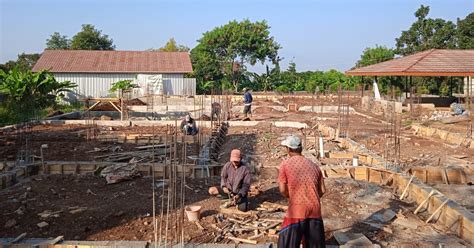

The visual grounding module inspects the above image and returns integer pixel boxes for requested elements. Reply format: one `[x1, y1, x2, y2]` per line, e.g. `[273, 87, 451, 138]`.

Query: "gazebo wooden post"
[410, 76, 412, 99]
[449, 77, 453, 97]
[405, 76, 408, 99]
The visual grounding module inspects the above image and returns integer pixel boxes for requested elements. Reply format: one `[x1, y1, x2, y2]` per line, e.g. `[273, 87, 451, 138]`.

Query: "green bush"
[275, 85, 291, 93]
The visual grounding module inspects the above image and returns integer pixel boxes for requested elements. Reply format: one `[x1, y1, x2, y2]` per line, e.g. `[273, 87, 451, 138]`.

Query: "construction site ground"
[1, 95, 473, 247]
[1, 174, 468, 246]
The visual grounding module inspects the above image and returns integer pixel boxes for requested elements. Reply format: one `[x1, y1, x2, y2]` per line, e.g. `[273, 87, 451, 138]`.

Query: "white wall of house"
[54, 73, 196, 99]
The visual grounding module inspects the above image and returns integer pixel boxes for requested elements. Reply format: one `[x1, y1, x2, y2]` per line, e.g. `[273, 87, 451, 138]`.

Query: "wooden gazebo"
[346, 49, 474, 77]
[345, 49, 474, 104]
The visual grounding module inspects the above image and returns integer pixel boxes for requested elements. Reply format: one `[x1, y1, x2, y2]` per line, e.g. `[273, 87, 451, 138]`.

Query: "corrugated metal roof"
[346, 49, 474, 76]
[32, 50, 193, 73]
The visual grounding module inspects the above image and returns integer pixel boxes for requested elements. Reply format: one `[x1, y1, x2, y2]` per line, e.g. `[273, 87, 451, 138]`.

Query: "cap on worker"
[185, 114, 191, 122]
[230, 149, 242, 162]
[281, 135, 302, 149]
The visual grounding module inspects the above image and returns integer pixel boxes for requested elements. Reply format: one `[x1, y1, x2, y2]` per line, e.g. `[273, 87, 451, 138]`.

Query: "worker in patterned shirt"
[278, 135, 326, 248]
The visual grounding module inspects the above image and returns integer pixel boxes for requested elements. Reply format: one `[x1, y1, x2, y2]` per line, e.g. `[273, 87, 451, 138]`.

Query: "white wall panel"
[54, 73, 195, 98]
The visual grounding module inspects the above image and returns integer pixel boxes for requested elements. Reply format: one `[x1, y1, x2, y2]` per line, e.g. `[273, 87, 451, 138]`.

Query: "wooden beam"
[400, 172, 416, 200]
[10, 232, 27, 244]
[442, 168, 450, 185]
[109, 101, 122, 113]
[382, 173, 395, 185]
[414, 190, 435, 215]
[84, 100, 101, 112]
[426, 199, 450, 223]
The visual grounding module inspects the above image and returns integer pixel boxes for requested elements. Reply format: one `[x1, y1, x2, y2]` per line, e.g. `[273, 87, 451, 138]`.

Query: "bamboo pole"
[400, 172, 416, 200]
[426, 199, 450, 223]
[414, 190, 436, 215]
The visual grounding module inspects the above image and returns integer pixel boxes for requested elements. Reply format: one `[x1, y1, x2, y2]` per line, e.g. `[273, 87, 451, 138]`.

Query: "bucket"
[185, 205, 202, 221]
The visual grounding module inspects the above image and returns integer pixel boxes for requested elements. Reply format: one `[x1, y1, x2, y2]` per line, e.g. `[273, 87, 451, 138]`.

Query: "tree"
[0, 53, 41, 73]
[353, 45, 398, 94]
[355, 45, 395, 68]
[280, 61, 302, 91]
[191, 19, 281, 92]
[395, 5, 456, 55]
[0, 67, 76, 123]
[46, 32, 70, 49]
[249, 64, 280, 92]
[70, 24, 115, 50]
[109, 80, 136, 95]
[149, 38, 190, 52]
[456, 13, 474, 49]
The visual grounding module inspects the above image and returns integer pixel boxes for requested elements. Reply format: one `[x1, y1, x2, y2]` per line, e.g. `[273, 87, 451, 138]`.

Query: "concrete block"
[61, 240, 148, 247]
[228, 121, 261, 127]
[299, 105, 355, 113]
[185, 244, 236, 248]
[273, 121, 308, 129]
[239, 244, 273, 248]
[288, 103, 298, 112]
[232, 105, 288, 113]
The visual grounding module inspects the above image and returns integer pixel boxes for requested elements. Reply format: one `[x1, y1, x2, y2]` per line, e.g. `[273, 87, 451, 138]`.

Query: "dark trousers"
[243, 105, 252, 117]
[278, 218, 325, 248]
[211, 108, 221, 121]
[218, 187, 249, 212]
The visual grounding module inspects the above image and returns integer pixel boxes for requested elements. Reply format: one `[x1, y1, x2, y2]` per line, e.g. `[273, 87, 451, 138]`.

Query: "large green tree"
[248, 64, 281, 92]
[46, 32, 71, 49]
[354, 45, 405, 95]
[148, 38, 190, 52]
[0, 53, 41, 73]
[191, 19, 281, 92]
[280, 61, 302, 91]
[395, 5, 456, 56]
[456, 13, 474, 49]
[70, 24, 115, 50]
[356, 45, 395, 68]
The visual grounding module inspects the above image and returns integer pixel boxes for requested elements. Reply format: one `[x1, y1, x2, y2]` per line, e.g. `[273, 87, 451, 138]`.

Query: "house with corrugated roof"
[32, 50, 195, 98]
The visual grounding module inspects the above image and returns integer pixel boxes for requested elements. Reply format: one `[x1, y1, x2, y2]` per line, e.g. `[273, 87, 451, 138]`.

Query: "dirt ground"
[1, 174, 468, 246]
[1, 96, 473, 246]
[316, 110, 474, 166]
[0, 124, 206, 162]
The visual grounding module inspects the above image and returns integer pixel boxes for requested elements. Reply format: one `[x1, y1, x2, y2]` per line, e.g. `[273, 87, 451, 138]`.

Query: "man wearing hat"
[278, 135, 326, 247]
[208, 149, 251, 212]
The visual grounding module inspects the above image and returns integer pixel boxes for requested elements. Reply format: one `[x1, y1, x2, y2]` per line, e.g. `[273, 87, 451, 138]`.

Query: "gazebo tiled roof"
[346, 49, 474, 77]
[33, 50, 193, 74]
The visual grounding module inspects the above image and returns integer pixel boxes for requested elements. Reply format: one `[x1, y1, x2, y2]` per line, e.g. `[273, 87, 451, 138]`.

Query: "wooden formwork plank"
[410, 167, 471, 185]
[395, 174, 474, 243]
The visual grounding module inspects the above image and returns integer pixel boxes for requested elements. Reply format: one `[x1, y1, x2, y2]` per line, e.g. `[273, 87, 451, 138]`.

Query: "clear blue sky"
[1, 0, 472, 72]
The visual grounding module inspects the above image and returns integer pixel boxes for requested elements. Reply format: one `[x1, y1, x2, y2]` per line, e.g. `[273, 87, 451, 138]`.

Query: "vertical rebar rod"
[164, 125, 171, 247]
[151, 125, 157, 248]
[158, 126, 167, 247]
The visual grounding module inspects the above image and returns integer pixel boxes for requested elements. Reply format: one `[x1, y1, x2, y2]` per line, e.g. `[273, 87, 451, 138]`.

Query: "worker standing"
[278, 135, 326, 248]
[211, 102, 221, 121]
[208, 149, 251, 212]
[243, 87, 253, 118]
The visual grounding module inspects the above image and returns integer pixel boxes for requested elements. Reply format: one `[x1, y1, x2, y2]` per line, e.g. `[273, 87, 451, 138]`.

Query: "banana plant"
[0, 66, 76, 111]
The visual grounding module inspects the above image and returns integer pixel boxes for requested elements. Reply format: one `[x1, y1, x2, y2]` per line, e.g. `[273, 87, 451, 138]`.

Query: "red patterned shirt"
[278, 155, 324, 219]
